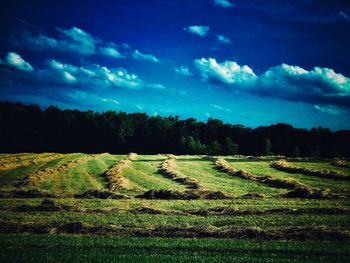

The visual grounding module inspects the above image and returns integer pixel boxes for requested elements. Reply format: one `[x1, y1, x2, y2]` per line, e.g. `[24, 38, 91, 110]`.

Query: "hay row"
[7, 199, 349, 216]
[0, 153, 63, 171]
[138, 189, 231, 200]
[0, 153, 35, 163]
[18, 154, 95, 187]
[103, 153, 137, 190]
[214, 158, 328, 198]
[330, 159, 350, 168]
[0, 222, 348, 241]
[271, 160, 349, 181]
[158, 156, 202, 189]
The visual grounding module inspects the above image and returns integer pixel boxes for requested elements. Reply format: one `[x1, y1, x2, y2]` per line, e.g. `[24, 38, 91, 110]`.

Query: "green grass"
[176, 156, 284, 196]
[38, 154, 125, 195]
[0, 234, 349, 263]
[1, 154, 350, 261]
[226, 158, 350, 195]
[0, 154, 80, 191]
[292, 161, 350, 176]
[122, 155, 187, 194]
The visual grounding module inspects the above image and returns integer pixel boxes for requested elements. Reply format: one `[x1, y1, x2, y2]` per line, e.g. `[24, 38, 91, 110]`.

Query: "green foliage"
[1, 102, 350, 157]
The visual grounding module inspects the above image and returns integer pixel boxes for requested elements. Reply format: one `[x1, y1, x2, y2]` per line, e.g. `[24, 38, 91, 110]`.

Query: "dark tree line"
[0, 101, 349, 157]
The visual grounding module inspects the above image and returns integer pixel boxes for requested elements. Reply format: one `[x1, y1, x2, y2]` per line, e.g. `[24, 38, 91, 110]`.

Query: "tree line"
[0, 101, 349, 157]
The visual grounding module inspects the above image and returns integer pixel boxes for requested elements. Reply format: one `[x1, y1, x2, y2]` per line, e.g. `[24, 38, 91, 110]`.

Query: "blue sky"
[0, 0, 350, 130]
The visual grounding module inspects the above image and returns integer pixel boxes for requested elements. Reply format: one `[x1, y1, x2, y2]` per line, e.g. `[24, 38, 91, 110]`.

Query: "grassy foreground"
[1, 234, 349, 263]
[0, 153, 350, 261]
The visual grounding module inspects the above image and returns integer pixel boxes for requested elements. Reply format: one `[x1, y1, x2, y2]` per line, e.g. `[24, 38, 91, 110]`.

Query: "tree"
[209, 140, 222, 155]
[292, 146, 300, 157]
[261, 138, 272, 156]
[225, 137, 238, 155]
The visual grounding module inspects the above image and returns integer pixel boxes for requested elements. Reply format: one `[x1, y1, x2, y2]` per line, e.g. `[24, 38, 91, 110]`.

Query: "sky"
[0, 0, 350, 130]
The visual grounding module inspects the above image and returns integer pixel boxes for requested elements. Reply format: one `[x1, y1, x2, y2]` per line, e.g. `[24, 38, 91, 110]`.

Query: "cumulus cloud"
[132, 50, 159, 62]
[174, 66, 193, 76]
[18, 26, 124, 58]
[194, 58, 256, 85]
[217, 34, 231, 44]
[0, 58, 164, 90]
[195, 57, 350, 107]
[184, 25, 210, 37]
[0, 52, 34, 71]
[213, 0, 235, 8]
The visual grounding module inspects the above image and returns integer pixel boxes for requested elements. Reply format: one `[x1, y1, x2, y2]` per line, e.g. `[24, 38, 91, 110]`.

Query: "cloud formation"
[194, 58, 256, 85]
[213, 0, 235, 8]
[184, 25, 210, 37]
[19, 26, 124, 58]
[0, 52, 34, 71]
[217, 34, 231, 44]
[99, 46, 123, 58]
[0, 52, 164, 91]
[174, 66, 193, 76]
[339, 11, 350, 23]
[132, 50, 159, 62]
[194, 57, 350, 106]
[314, 105, 345, 115]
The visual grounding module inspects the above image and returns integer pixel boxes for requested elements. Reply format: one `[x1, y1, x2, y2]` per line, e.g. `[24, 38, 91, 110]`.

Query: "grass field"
[0, 153, 349, 262]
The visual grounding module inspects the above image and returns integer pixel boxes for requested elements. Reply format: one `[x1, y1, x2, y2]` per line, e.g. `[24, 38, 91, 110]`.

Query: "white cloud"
[340, 11, 350, 23]
[194, 57, 350, 106]
[147, 83, 166, 89]
[259, 64, 350, 97]
[101, 98, 120, 105]
[0, 52, 34, 71]
[135, 104, 144, 110]
[194, 57, 256, 85]
[217, 34, 231, 44]
[132, 49, 159, 62]
[210, 103, 231, 112]
[38, 59, 165, 90]
[99, 46, 123, 58]
[184, 25, 210, 37]
[20, 26, 124, 58]
[213, 0, 235, 8]
[62, 71, 77, 83]
[314, 105, 345, 115]
[174, 66, 193, 76]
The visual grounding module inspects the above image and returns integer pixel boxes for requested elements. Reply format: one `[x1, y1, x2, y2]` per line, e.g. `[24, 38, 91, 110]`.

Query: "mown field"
[0, 153, 349, 262]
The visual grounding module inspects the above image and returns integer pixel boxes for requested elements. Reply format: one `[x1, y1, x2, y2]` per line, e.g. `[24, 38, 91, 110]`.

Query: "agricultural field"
[0, 153, 349, 262]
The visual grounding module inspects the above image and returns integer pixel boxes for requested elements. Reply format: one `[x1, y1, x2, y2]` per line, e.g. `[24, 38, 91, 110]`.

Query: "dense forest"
[0, 101, 349, 157]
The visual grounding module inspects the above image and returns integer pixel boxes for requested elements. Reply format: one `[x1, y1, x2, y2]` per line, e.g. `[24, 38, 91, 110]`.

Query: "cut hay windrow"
[0, 222, 348, 241]
[137, 189, 231, 200]
[330, 159, 350, 168]
[18, 154, 95, 187]
[159, 156, 202, 189]
[103, 153, 137, 190]
[271, 159, 350, 181]
[214, 158, 328, 199]
[0, 153, 62, 171]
